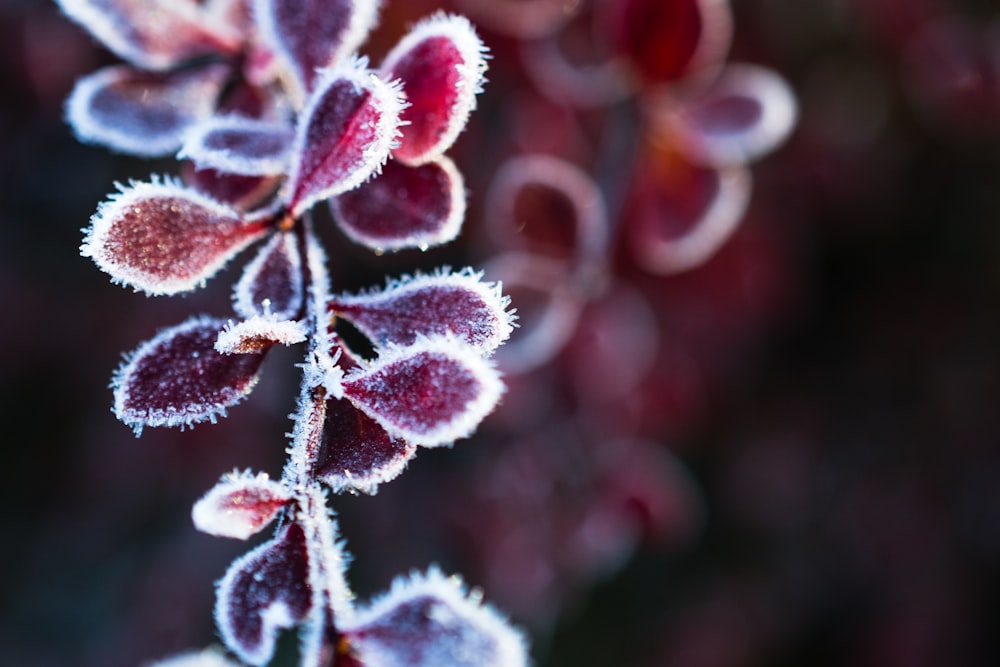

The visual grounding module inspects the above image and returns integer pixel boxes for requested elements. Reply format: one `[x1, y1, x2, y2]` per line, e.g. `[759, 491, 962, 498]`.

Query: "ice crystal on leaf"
[61, 0, 524, 664]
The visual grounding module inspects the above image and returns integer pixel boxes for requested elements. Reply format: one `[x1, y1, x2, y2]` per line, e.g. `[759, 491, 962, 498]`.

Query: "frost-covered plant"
[59, 0, 526, 665]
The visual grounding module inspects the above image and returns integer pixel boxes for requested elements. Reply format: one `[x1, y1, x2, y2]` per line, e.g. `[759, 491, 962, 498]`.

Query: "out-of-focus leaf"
[192, 471, 292, 540]
[180, 116, 295, 176]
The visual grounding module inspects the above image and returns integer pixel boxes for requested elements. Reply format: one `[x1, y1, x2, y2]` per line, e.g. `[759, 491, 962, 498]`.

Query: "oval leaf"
[329, 268, 514, 355]
[192, 471, 292, 540]
[113, 316, 267, 433]
[180, 116, 295, 176]
[657, 64, 797, 167]
[340, 567, 528, 667]
[216, 521, 313, 666]
[330, 156, 465, 252]
[82, 178, 269, 295]
[215, 316, 308, 354]
[66, 63, 231, 157]
[56, 0, 240, 71]
[253, 0, 378, 103]
[382, 14, 488, 166]
[284, 63, 404, 216]
[315, 397, 417, 494]
[341, 336, 504, 447]
[233, 231, 304, 320]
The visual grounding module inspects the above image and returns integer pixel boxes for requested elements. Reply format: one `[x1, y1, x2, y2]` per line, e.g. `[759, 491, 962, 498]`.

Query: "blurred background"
[3, 0, 1000, 665]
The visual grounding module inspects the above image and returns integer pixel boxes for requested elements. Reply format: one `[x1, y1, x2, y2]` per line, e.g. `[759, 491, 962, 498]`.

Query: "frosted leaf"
[283, 64, 405, 217]
[341, 336, 504, 447]
[340, 567, 528, 667]
[180, 116, 295, 176]
[65, 63, 230, 157]
[627, 160, 751, 274]
[329, 268, 514, 355]
[147, 648, 242, 667]
[331, 156, 464, 252]
[233, 232, 304, 320]
[381, 14, 488, 166]
[602, 0, 733, 84]
[192, 471, 292, 540]
[55, 0, 240, 71]
[216, 521, 313, 666]
[82, 178, 269, 295]
[315, 397, 417, 494]
[253, 0, 379, 104]
[183, 165, 282, 212]
[215, 316, 308, 354]
[655, 64, 797, 168]
[113, 316, 267, 433]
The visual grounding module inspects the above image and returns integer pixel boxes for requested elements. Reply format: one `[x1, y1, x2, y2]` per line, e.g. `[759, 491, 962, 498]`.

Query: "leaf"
[180, 116, 295, 176]
[339, 567, 528, 667]
[233, 231, 304, 320]
[625, 157, 751, 274]
[654, 64, 797, 168]
[215, 316, 308, 354]
[283, 63, 404, 217]
[601, 0, 733, 84]
[314, 397, 417, 494]
[82, 178, 269, 295]
[65, 63, 231, 157]
[329, 268, 514, 355]
[182, 165, 282, 212]
[55, 0, 240, 71]
[192, 471, 292, 540]
[330, 156, 465, 252]
[340, 336, 504, 447]
[216, 521, 313, 666]
[253, 0, 379, 104]
[381, 14, 488, 166]
[113, 316, 267, 433]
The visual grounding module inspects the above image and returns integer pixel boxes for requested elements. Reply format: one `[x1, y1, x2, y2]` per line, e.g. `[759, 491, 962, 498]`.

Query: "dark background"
[3, 0, 1000, 665]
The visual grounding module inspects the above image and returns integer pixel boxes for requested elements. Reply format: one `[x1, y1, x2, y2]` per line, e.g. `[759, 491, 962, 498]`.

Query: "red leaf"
[654, 64, 797, 168]
[382, 14, 488, 166]
[329, 268, 514, 355]
[192, 471, 292, 540]
[233, 231, 304, 320]
[56, 0, 241, 71]
[284, 64, 404, 216]
[215, 317, 307, 354]
[216, 521, 313, 665]
[82, 178, 269, 295]
[340, 336, 503, 447]
[113, 316, 267, 433]
[65, 63, 230, 157]
[340, 568, 528, 667]
[601, 0, 732, 84]
[180, 116, 295, 176]
[330, 156, 464, 252]
[315, 397, 417, 494]
[253, 0, 378, 103]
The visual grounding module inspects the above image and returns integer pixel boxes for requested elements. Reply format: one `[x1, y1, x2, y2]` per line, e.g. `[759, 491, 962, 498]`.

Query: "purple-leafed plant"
[58, 0, 527, 665]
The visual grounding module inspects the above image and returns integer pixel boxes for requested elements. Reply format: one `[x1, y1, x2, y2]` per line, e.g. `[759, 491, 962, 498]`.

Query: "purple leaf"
[330, 156, 465, 252]
[216, 521, 313, 666]
[180, 116, 295, 176]
[215, 316, 308, 354]
[192, 471, 292, 540]
[340, 567, 528, 667]
[329, 268, 514, 355]
[182, 165, 282, 212]
[626, 160, 751, 274]
[284, 63, 404, 216]
[382, 14, 488, 166]
[66, 63, 230, 157]
[233, 231, 304, 320]
[82, 178, 269, 295]
[253, 0, 378, 103]
[113, 316, 267, 433]
[340, 336, 504, 447]
[655, 64, 797, 167]
[55, 0, 241, 71]
[315, 397, 417, 494]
